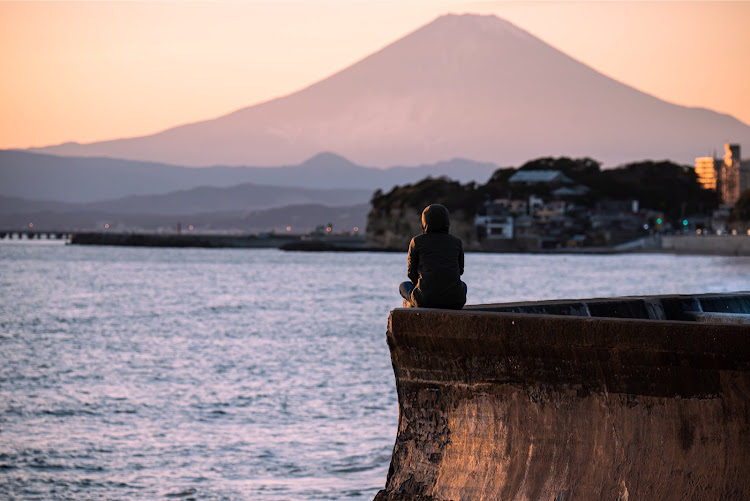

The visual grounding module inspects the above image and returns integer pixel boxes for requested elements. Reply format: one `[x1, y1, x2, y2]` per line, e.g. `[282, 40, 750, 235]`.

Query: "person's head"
[421, 204, 450, 233]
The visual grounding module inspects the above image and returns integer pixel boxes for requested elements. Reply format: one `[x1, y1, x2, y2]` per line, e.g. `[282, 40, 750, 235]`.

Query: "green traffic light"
[682, 220, 688, 226]
[656, 218, 662, 224]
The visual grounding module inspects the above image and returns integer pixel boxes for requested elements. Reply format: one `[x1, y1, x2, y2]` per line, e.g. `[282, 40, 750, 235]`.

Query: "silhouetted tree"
[370, 177, 475, 215]
[591, 161, 720, 222]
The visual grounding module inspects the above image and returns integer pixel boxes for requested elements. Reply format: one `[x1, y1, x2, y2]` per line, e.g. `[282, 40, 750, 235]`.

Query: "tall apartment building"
[694, 143, 748, 206]
[695, 156, 718, 190]
[721, 144, 741, 206]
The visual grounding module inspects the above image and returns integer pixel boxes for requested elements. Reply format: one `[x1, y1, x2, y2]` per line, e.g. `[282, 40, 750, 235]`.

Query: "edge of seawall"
[376, 292, 750, 500]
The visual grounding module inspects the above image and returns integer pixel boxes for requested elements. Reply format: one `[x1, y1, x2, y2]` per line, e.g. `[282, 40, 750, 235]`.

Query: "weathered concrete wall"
[662, 235, 750, 256]
[376, 293, 750, 500]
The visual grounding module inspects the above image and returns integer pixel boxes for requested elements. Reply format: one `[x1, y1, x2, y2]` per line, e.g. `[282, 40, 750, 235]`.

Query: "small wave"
[165, 487, 197, 498]
[327, 452, 392, 475]
[327, 464, 377, 474]
[112, 408, 138, 414]
[28, 459, 68, 471]
[40, 408, 98, 417]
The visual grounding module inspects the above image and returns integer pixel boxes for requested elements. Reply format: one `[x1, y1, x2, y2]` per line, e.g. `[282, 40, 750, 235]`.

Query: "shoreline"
[3, 232, 749, 257]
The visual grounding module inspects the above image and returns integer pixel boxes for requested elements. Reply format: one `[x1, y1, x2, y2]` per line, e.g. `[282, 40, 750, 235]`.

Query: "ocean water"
[2, 240, 749, 500]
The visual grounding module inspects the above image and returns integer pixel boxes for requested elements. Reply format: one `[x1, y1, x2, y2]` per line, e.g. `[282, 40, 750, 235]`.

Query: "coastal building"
[528, 194, 544, 214]
[695, 156, 718, 191]
[534, 200, 566, 221]
[695, 143, 748, 206]
[474, 214, 513, 239]
[721, 143, 742, 206]
[511, 199, 529, 214]
[508, 170, 573, 185]
[484, 198, 528, 215]
[551, 185, 590, 198]
[474, 201, 514, 239]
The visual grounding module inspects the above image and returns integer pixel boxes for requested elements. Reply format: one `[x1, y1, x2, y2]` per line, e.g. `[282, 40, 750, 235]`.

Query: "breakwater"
[66, 231, 370, 249]
[69, 231, 301, 248]
[376, 292, 750, 500]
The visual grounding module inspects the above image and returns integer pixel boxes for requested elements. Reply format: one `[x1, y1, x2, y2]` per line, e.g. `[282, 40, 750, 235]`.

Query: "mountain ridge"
[0, 195, 369, 234]
[0, 150, 498, 203]
[28, 13, 750, 167]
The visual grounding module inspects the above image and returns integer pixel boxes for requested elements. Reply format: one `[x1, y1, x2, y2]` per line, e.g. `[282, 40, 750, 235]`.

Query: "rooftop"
[509, 170, 573, 184]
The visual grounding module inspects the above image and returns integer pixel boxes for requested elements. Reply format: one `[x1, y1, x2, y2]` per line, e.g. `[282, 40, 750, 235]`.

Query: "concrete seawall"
[376, 292, 750, 500]
[661, 235, 750, 256]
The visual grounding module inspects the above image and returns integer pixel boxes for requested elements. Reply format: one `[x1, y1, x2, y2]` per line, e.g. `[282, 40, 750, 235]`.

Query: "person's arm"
[407, 238, 419, 285]
[458, 241, 464, 276]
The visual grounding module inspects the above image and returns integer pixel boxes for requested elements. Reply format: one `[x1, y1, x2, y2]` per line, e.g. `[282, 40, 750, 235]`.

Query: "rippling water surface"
[2, 241, 749, 500]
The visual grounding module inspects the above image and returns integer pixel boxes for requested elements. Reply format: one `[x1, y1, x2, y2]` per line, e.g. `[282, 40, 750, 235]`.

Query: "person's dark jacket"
[407, 204, 466, 309]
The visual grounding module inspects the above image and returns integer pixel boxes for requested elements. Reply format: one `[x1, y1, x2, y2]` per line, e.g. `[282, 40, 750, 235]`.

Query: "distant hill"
[31, 13, 750, 167]
[0, 150, 497, 203]
[80, 182, 371, 215]
[0, 180, 369, 215]
[0, 194, 369, 234]
[205, 203, 368, 234]
[366, 157, 720, 249]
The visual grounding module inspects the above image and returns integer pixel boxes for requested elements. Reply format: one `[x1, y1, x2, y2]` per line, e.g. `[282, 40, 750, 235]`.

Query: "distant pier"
[0, 230, 371, 250]
[67, 231, 305, 248]
[0, 230, 71, 241]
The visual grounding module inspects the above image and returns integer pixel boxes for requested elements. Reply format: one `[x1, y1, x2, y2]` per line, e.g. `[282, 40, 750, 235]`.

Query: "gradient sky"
[1, 1, 749, 151]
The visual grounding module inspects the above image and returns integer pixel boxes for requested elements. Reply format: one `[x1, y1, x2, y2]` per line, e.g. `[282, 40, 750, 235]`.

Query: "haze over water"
[2, 242, 749, 499]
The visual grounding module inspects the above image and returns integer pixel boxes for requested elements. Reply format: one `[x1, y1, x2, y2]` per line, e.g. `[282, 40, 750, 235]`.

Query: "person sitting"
[399, 203, 467, 309]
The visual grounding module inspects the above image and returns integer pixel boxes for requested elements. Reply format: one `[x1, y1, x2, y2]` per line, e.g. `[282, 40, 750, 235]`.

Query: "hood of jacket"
[422, 204, 450, 233]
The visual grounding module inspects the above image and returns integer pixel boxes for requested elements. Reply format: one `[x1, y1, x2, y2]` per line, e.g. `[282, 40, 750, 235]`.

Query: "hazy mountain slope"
[81, 183, 371, 215]
[32, 14, 750, 167]
[214, 203, 368, 233]
[0, 150, 498, 203]
[0, 150, 256, 203]
[0, 181, 370, 217]
[0, 197, 368, 234]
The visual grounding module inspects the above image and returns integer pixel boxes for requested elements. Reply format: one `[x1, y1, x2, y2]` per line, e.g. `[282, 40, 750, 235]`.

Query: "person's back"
[400, 204, 466, 309]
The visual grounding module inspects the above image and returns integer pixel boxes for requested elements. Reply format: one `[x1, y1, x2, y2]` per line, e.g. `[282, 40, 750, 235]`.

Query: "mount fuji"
[32, 14, 750, 168]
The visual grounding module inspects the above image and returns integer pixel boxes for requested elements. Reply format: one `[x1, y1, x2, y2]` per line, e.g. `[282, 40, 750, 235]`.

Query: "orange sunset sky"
[1, 1, 749, 153]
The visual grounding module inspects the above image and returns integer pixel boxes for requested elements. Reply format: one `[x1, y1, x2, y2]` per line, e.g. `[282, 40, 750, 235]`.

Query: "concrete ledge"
[661, 235, 750, 256]
[466, 291, 750, 321]
[376, 292, 750, 500]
